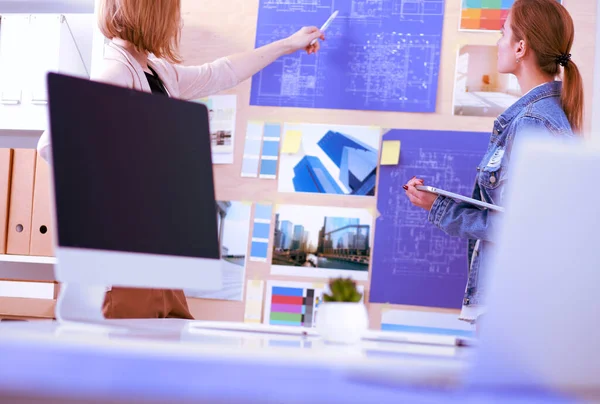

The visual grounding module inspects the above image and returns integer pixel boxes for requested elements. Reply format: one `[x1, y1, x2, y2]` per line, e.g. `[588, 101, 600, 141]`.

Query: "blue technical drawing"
[251, 0, 445, 112]
[370, 129, 490, 309]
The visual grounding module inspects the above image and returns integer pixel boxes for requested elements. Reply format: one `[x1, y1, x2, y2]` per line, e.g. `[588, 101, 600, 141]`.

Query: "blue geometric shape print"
[251, 0, 445, 113]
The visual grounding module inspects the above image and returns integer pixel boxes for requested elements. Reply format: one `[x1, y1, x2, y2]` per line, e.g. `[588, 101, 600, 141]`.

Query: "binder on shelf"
[6, 149, 36, 255]
[30, 153, 54, 256]
[0, 149, 13, 254]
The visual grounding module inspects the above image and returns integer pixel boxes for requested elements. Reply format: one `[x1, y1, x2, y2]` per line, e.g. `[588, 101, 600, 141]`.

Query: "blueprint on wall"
[251, 0, 445, 113]
[370, 129, 490, 308]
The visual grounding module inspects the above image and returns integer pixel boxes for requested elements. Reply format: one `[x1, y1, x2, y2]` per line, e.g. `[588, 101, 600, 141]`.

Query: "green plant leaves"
[322, 277, 362, 303]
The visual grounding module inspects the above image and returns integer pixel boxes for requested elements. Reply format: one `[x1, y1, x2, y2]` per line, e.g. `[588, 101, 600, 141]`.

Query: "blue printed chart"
[370, 129, 489, 308]
[251, 0, 445, 113]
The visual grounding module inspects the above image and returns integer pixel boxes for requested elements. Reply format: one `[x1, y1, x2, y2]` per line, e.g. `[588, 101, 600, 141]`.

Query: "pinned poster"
[194, 94, 237, 164]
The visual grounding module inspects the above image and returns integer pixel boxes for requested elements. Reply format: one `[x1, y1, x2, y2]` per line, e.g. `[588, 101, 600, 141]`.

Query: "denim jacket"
[428, 81, 573, 311]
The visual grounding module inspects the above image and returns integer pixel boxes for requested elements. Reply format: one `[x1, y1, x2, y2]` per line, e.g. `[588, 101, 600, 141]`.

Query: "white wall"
[593, 0, 600, 139]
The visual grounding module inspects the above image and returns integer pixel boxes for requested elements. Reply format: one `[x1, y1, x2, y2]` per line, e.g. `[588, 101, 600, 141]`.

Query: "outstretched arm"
[227, 26, 324, 80]
[175, 27, 324, 100]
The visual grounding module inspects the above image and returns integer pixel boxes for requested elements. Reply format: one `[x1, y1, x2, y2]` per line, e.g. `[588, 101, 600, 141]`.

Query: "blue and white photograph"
[278, 123, 381, 197]
[185, 201, 250, 301]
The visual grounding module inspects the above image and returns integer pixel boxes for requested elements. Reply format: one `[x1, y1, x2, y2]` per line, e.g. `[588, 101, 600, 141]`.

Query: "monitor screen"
[47, 73, 220, 260]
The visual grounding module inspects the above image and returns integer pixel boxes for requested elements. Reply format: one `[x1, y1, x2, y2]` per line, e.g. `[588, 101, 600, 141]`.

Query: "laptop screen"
[47, 73, 220, 260]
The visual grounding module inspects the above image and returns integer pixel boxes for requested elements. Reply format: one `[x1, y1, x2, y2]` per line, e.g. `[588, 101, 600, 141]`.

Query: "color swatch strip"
[244, 279, 264, 323]
[259, 123, 281, 179]
[460, 0, 512, 31]
[241, 122, 263, 177]
[249, 203, 272, 262]
[269, 286, 316, 327]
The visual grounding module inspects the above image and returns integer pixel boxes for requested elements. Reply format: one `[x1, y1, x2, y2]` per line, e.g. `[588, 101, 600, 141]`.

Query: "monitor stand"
[55, 282, 107, 323]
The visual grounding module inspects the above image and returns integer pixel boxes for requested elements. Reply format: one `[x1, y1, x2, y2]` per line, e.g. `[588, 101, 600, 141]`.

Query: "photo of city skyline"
[185, 200, 250, 301]
[278, 124, 381, 197]
[271, 204, 372, 281]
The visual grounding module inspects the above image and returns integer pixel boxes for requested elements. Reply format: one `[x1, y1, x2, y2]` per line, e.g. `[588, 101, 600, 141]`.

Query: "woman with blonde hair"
[37, 0, 325, 320]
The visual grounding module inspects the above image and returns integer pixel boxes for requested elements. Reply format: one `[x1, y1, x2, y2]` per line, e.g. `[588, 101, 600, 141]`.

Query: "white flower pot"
[317, 302, 368, 344]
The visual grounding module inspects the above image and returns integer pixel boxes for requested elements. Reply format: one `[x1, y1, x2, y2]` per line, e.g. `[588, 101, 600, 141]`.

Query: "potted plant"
[316, 277, 368, 344]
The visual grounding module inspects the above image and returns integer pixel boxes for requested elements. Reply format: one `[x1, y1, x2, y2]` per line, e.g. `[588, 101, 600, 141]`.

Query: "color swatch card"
[381, 309, 475, 338]
[241, 122, 282, 179]
[249, 203, 272, 262]
[264, 280, 364, 328]
[460, 0, 562, 31]
[278, 123, 380, 197]
[260, 123, 281, 179]
[244, 279, 265, 323]
[241, 122, 263, 177]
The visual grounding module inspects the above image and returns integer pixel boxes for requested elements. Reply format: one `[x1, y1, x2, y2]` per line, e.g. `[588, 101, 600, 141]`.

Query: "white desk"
[0, 320, 578, 403]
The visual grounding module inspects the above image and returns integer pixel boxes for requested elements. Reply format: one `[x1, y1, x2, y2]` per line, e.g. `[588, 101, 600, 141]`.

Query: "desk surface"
[0, 320, 580, 403]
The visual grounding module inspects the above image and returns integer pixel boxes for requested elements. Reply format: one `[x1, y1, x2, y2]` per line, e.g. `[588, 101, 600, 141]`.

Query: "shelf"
[0, 1, 95, 14]
[0, 254, 56, 264]
[0, 255, 56, 282]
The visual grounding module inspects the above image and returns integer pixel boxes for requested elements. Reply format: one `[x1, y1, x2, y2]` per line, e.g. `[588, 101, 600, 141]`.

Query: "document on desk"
[185, 321, 474, 347]
[186, 321, 319, 337]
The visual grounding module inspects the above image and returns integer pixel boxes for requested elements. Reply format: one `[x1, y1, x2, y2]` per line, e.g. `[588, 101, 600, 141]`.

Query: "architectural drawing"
[251, 0, 445, 112]
[370, 129, 490, 308]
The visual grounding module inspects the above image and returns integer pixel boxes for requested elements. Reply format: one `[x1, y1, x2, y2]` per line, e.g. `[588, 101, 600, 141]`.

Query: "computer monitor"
[46, 72, 222, 322]
[467, 135, 600, 394]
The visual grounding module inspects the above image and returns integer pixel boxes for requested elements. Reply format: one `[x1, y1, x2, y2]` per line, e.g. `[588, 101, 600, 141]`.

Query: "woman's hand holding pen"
[403, 177, 437, 211]
[283, 26, 325, 55]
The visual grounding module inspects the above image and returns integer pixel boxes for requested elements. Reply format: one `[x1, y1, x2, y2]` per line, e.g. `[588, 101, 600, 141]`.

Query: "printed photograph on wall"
[194, 94, 236, 164]
[460, 0, 562, 31]
[270, 204, 372, 281]
[453, 45, 521, 117]
[185, 200, 250, 301]
[278, 123, 381, 197]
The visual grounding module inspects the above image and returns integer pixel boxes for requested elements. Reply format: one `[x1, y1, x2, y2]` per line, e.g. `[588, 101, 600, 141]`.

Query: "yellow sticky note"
[281, 130, 302, 154]
[366, 207, 381, 219]
[251, 279, 262, 288]
[380, 140, 401, 165]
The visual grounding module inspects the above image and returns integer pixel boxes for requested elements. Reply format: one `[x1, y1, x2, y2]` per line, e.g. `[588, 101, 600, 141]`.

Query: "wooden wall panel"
[180, 0, 596, 326]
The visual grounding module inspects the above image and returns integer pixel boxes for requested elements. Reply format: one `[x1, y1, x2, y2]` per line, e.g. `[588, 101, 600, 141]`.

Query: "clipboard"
[416, 185, 505, 212]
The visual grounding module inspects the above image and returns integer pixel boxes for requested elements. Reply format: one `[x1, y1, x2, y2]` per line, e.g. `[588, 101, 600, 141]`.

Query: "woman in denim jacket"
[404, 0, 584, 324]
